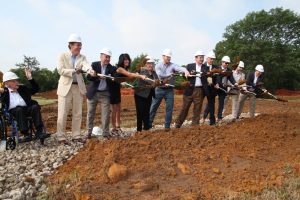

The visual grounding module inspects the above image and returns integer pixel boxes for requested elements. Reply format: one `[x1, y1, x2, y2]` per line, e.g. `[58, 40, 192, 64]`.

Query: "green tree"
[12, 55, 60, 92]
[16, 55, 40, 70]
[215, 8, 300, 90]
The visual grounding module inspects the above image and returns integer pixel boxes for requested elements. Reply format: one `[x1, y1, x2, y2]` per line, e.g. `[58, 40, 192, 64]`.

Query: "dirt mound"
[276, 89, 300, 96]
[48, 112, 300, 199]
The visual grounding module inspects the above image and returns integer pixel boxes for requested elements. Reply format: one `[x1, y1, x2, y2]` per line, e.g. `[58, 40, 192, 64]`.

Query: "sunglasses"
[225, 62, 230, 65]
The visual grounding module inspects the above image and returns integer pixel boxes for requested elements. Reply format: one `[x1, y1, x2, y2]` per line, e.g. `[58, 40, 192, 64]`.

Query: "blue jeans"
[149, 88, 174, 128]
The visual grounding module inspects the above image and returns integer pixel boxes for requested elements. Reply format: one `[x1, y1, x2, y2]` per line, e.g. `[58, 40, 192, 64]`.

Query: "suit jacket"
[203, 63, 219, 97]
[134, 68, 158, 98]
[57, 52, 90, 97]
[86, 61, 116, 100]
[1, 79, 39, 110]
[246, 72, 264, 94]
[183, 63, 208, 96]
[246, 72, 264, 88]
[216, 67, 236, 94]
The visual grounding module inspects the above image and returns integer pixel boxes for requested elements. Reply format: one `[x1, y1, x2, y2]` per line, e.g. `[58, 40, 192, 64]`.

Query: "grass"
[231, 177, 300, 200]
[32, 96, 57, 106]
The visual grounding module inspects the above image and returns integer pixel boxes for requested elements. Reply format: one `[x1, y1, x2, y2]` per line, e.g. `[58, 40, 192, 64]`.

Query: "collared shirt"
[97, 64, 108, 91]
[71, 54, 78, 83]
[233, 70, 245, 84]
[8, 88, 27, 110]
[254, 74, 258, 85]
[195, 63, 202, 86]
[155, 62, 187, 86]
[221, 66, 228, 85]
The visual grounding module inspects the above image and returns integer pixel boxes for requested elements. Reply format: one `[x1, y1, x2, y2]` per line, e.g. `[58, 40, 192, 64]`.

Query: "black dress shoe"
[175, 124, 181, 128]
[19, 135, 33, 143]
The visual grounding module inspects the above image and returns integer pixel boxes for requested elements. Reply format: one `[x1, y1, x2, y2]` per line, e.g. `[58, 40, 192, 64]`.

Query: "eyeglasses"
[225, 62, 230, 65]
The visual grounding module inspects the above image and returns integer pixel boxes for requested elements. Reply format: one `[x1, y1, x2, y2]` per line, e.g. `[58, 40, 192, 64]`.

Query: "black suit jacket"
[86, 61, 116, 100]
[246, 72, 264, 94]
[216, 67, 236, 94]
[1, 79, 39, 110]
[246, 72, 264, 88]
[203, 63, 219, 97]
[183, 63, 208, 96]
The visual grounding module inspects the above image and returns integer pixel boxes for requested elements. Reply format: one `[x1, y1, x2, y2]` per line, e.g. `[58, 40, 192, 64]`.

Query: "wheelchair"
[0, 102, 50, 150]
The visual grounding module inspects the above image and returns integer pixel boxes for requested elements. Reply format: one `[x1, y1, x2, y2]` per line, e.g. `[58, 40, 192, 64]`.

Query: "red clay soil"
[276, 89, 300, 96]
[47, 100, 300, 199]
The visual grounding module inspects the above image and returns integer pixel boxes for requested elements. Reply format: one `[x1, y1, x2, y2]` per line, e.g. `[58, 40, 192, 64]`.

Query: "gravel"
[0, 113, 253, 199]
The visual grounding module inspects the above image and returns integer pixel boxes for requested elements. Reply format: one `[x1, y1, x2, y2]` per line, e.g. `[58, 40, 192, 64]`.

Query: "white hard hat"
[92, 126, 102, 136]
[206, 51, 216, 59]
[255, 64, 264, 72]
[3, 72, 19, 82]
[194, 50, 205, 57]
[146, 58, 155, 63]
[238, 61, 245, 68]
[100, 48, 112, 56]
[68, 34, 82, 43]
[145, 55, 152, 60]
[162, 49, 172, 57]
[221, 56, 231, 63]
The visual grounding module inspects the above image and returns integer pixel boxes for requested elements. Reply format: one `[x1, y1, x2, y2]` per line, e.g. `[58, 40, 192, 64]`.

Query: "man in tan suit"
[56, 34, 90, 144]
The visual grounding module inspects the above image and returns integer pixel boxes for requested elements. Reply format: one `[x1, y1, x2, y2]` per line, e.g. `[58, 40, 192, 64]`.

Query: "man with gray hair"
[86, 48, 115, 139]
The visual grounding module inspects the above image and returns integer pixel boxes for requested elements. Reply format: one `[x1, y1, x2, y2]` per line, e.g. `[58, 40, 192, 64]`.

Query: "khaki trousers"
[57, 84, 83, 140]
[231, 93, 240, 118]
[176, 87, 204, 126]
[237, 93, 256, 118]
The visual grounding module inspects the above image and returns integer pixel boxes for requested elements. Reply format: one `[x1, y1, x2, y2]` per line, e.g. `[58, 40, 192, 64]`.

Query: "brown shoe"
[58, 140, 70, 145]
[164, 128, 171, 132]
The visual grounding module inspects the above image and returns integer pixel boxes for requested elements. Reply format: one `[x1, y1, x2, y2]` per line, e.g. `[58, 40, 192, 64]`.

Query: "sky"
[0, 0, 299, 72]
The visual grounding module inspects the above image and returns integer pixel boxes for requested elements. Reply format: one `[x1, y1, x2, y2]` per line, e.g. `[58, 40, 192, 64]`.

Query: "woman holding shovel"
[110, 53, 146, 137]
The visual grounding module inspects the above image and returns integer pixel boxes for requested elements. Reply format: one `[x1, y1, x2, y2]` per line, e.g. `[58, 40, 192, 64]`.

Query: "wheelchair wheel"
[0, 116, 6, 141]
[6, 137, 16, 150]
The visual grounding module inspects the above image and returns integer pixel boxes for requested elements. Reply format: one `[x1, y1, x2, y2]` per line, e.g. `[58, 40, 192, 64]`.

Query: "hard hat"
[194, 50, 205, 57]
[238, 61, 245, 68]
[255, 64, 264, 72]
[146, 58, 155, 63]
[68, 34, 82, 43]
[206, 51, 216, 59]
[145, 55, 152, 60]
[92, 126, 102, 136]
[3, 71, 19, 82]
[221, 56, 231, 63]
[162, 49, 172, 57]
[100, 48, 112, 56]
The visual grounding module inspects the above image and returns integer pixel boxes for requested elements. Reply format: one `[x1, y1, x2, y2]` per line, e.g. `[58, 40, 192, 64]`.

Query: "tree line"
[7, 7, 300, 92]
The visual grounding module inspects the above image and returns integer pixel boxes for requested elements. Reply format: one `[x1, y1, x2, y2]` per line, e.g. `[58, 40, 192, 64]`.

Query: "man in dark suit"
[202, 51, 219, 125]
[86, 48, 116, 139]
[237, 64, 265, 118]
[0, 69, 50, 143]
[175, 50, 207, 128]
[215, 56, 237, 121]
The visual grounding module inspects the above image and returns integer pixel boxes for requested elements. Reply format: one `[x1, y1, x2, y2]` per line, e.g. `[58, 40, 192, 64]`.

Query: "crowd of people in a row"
[0, 34, 266, 145]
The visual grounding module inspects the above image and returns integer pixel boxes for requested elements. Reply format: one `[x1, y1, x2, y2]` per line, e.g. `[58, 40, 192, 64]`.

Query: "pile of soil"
[48, 111, 300, 199]
[276, 89, 300, 96]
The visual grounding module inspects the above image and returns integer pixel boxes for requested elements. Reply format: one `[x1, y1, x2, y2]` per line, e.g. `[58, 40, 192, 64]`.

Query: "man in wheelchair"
[0, 68, 50, 144]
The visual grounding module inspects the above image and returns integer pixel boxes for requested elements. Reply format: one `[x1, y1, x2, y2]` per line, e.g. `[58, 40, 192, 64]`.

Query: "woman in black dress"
[110, 53, 146, 136]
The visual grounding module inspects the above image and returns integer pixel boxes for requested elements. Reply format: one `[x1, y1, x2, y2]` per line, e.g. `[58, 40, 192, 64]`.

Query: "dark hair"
[68, 42, 75, 50]
[117, 53, 131, 69]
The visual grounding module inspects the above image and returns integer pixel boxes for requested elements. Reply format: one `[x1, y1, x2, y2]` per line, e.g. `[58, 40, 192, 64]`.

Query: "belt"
[72, 82, 78, 85]
[194, 86, 203, 88]
[97, 90, 108, 92]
